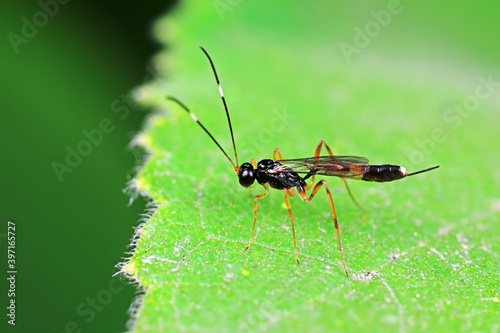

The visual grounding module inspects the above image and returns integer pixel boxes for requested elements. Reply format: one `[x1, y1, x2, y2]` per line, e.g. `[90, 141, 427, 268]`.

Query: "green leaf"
[124, 2, 500, 332]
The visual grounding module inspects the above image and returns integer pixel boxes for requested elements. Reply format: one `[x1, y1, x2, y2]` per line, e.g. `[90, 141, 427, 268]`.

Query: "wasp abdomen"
[361, 164, 408, 182]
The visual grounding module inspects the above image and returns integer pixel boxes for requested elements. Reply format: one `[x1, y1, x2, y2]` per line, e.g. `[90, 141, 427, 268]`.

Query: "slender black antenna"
[199, 45, 240, 172]
[407, 165, 440, 177]
[166, 96, 238, 173]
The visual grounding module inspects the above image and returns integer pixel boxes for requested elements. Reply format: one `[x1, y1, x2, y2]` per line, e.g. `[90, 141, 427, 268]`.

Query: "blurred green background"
[1, 1, 499, 333]
[0, 1, 175, 332]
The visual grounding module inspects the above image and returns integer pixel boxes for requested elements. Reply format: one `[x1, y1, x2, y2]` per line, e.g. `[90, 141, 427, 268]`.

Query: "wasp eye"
[238, 163, 255, 187]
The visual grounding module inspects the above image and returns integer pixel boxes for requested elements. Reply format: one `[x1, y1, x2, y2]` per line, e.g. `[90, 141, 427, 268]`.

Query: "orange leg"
[341, 178, 364, 212]
[283, 188, 300, 264]
[303, 140, 334, 190]
[297, 181, 349, 276]
[245, 184, 269, 251]
[306, 140, 364, 211]
[314, 140, 334, 157]
[273, 148, 283, 160]
[275, 148, 301, 264]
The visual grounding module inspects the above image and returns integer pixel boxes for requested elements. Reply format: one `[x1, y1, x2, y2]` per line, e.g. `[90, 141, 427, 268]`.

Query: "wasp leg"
[297, 181, 349, 276]
[273, 148, 283, 160]
[341, 178, 365, 212]
[246, 184, 269, 251]
[314, 140, 335, 158]
[274, 149, 301, 264]
[283, 188, 300, 264]
[306, 140, 364, 211]
[303, 140, 334, 190]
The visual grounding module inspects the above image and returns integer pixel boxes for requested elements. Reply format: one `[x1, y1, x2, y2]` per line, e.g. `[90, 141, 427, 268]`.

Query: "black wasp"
[167, 46, 439, 276]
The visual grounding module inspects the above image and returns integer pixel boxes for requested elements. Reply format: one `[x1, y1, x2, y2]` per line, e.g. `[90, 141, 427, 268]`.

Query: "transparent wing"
[274, 155, 370, 178]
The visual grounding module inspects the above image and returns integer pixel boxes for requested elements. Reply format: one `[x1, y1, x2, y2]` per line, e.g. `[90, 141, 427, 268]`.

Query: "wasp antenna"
[407, 165, 440, 177]
[199, 46, 240, 173]
[166, 96, 238, 172]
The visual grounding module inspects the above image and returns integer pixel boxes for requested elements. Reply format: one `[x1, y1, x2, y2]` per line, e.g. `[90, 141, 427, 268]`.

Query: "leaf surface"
[124, 2, 500, 332]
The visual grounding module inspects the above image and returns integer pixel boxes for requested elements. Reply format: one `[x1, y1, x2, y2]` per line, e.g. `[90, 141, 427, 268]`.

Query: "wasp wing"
[274, 155, 370, 178]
